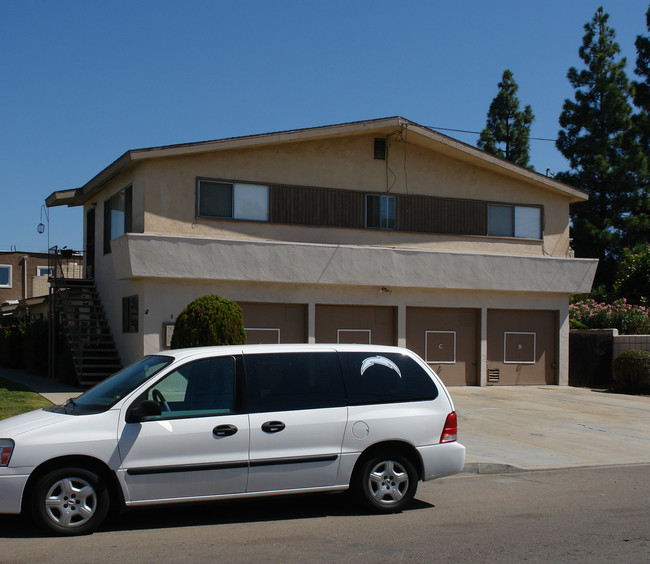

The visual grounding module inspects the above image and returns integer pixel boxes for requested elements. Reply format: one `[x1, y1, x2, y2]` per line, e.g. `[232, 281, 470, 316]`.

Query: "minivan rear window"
[244, 352, 346, 413]
[339, 352, 438, 405]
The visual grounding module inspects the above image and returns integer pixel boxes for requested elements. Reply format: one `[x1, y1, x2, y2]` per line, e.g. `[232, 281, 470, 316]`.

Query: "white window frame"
[0, 265, 12, 288]
[487, 204, 542, 239]
[504, 331, 537, 364]
[197, 180, 269, 221]
[425, 330, 457, 364]
[365, 194, 396, 230]
[36, 266, 52, 277]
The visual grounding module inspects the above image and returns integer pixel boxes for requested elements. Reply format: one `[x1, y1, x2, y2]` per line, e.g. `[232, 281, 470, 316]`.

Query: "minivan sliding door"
[244, 351, 347, 492]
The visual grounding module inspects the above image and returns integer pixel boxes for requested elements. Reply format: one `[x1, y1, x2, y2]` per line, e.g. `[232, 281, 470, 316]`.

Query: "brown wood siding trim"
[270, 185, 364, 228]
[270, 185, 489, 236]
[398, 195, 487, 235]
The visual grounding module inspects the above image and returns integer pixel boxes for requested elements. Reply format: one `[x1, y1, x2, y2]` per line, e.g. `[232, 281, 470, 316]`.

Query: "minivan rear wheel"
[30, 467, 109, 535]
[355, 452, 418, 512]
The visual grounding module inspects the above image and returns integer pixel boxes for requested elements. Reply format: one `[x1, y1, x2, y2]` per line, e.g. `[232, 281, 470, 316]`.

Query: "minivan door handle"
[261, 420, 285, 433]
[213, 424, 238, 437]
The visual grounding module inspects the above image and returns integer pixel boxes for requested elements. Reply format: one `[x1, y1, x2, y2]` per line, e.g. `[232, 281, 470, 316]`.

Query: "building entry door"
[86, 208, 95, 278]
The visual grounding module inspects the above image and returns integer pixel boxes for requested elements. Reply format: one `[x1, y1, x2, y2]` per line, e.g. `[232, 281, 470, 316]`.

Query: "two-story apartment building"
[0, 251, 53, 320]
[46, 117, 597, 386]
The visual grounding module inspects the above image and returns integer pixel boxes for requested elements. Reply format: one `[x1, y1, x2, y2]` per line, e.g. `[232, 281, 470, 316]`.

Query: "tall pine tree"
[556, 7, 645, 288]
[629, 5, 650, 250]
[478, 69, 534, 168]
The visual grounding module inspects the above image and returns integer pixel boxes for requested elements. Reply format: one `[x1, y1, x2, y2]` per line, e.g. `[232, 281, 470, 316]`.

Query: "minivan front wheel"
[31, 467, 109, 535]
[355, 452, 418, 512]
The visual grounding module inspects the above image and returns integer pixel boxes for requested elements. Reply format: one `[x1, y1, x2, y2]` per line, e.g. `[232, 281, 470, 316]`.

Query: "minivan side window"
[339, 353, 438, 405]
[144, 356, 236, 418]
[244, 352, 346, 413]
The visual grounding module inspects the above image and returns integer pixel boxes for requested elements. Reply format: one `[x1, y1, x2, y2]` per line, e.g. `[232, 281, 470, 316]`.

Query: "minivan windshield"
[51, 355, 174, 414]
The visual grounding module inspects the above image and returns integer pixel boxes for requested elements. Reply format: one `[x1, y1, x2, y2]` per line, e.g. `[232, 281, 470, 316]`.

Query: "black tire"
[30, 467, 110, 535]
[354, 452, 418, 513]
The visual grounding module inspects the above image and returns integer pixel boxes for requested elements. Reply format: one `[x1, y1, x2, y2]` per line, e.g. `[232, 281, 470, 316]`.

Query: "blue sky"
[2, 0, 648, 252]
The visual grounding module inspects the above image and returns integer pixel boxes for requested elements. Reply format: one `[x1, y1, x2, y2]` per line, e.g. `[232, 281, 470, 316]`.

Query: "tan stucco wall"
[133, 134, 572, 257]
[110, 234, 597, 294]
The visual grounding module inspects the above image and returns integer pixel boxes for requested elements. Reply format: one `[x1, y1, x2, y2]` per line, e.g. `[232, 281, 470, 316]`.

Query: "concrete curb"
[462, 462, 522, 474]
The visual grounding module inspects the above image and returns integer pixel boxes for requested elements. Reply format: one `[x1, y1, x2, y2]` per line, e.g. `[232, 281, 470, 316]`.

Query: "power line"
[427, 125, 556, 142]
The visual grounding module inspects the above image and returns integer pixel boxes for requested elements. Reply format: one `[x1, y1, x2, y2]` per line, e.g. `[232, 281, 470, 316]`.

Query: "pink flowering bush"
[570, 298, 650, 335]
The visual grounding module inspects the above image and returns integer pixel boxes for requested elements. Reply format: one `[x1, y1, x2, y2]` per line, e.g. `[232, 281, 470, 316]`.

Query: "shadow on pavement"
[0, 493, 434, 538]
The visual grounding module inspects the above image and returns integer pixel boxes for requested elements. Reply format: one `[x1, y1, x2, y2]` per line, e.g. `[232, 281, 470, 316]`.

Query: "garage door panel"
[240, 303, 307, 344]
[316, 305, 395, 346]
[406, 308, 478, 386]
[488, 310, 557, 385]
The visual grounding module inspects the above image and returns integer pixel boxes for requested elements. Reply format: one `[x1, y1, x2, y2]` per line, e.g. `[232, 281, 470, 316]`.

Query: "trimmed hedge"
[170, 295, 246, 349]
[612, 350, 650, 393]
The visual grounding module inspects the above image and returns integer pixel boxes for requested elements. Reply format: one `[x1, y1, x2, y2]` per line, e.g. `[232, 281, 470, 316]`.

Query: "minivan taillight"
[0, 440, 14, 466]
[440, 412, 457, 443]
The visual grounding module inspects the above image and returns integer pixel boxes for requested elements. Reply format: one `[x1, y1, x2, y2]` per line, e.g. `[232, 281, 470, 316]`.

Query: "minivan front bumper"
[0, 473, 30, 514]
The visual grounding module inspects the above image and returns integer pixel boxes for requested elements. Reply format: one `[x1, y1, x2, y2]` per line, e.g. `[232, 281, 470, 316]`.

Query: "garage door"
[406, 307, 479, 386]
[315, 305, 396, 345]
[487, 309, 557, 385]
[239, 303, 307, 344]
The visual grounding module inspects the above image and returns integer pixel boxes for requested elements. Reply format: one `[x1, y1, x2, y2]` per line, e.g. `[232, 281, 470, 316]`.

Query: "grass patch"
[0, 377, 52, 421]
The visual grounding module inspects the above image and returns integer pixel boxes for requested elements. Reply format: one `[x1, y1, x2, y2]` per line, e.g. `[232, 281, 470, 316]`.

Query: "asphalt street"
[1, 464, 648, 562]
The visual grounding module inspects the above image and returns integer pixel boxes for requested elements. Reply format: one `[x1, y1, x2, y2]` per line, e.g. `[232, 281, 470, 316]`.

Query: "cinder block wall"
[613, 334, 650, 358]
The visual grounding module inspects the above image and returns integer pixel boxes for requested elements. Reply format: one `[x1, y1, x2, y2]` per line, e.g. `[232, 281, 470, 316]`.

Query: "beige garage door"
[487, 309, 558, 385]
[406, 307, 479, 386]
[239, 303, 307, 344]
[315, 305, 396, 345]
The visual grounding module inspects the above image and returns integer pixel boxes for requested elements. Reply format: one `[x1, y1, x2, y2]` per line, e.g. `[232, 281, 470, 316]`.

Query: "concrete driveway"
[451, 385, 650, 472]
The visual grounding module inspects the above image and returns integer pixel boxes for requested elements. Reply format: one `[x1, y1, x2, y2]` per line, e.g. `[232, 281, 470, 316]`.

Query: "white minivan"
[0, 344, 465, 535]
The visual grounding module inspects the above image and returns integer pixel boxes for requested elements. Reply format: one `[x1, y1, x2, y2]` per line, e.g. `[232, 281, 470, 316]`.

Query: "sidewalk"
[2, 367, 649, 473]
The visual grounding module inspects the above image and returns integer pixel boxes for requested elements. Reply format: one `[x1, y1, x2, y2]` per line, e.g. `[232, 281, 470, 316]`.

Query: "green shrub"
[569, 299, 650, 334]
[170, 295, 246, 349]
[612, 350, 650, 393]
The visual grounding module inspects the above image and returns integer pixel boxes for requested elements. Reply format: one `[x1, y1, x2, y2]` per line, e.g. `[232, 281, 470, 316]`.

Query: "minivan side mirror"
[126, 399, 162, 423]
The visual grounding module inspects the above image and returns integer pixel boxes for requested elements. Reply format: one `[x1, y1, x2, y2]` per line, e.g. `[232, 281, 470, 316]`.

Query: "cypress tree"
[633, 6, 650, 150]
[629, 6, 650, 251]
[478, 69, 535, 168]
[556, 6, 646, 288]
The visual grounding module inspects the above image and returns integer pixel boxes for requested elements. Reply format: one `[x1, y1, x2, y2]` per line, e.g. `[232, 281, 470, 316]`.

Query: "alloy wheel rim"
[368, 460, 409, 505]
[44, 477, 97, 528]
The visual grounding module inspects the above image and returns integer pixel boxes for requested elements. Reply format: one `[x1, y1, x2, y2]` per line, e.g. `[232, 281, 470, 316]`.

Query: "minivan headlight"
[0, 439, 14, 466]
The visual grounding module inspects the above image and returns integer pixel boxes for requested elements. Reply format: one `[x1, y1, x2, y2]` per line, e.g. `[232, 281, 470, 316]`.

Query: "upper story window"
[104, 186, 132, 254]
[37, 266, 52, 277]
[366, 194, 396, 230]
[0, 265, 12, 288]
[198, 180, 269, 221]
[488, 204, 541, 239]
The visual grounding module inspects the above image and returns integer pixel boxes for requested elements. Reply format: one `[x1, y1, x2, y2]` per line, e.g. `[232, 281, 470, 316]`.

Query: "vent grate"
[374, 137, 387, 160]
[488, 369, 500, 383]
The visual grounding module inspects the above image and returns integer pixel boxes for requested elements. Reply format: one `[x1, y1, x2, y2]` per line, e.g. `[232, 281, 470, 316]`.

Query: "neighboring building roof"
[0, 250, 50, 258]
[46, 116, 589, 207]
